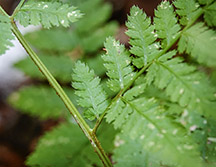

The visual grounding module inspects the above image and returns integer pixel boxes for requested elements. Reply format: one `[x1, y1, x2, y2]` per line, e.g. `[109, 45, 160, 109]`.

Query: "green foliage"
[23, 0, 118, 54]
[72, 61, 108, 120]
[154, 1, 181, 48]
[203, 2, 216, 27]
[8, 85, 76, 119]
[2, 0, 216, 166]
[174, 0, 200, 25]
[0, 14, 14, 55]
[15, 1, 82, 28]
[15, 54, 75, 82]
[126, 6, 159, 68]
[102, 37, 135, 92]
[178, 22, 216, 67]
[26, 122, 116, 167]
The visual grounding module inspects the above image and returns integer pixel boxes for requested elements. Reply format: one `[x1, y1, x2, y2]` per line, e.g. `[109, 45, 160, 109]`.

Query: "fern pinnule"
[72, 61, 108, 120]
[15, 1, 82, 28]
[174, 0, 200, 25]
[203, 2, 216, 27]
[126, 6, 160, 68]
[154, 1, 181, 48]
[0, 14, 14, 55]
[102, 37, 135, 93]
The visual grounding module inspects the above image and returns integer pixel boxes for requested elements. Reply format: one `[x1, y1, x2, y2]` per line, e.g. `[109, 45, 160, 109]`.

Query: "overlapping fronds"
[146, 52, 216, 118]
[178, 22, 216, 67]
[154, 1, 181, 48]
[26, 122, 116, 167]
[8, 85, 76, 119]
[106, 95, 201, 166]
[0, 14, 14, 55]
[102, 37, 135, 92]
[15, 1, 82, 28]
[126, 6, 160, 68]
[174, 0, 200, 25]
[71, 61, 108, 120]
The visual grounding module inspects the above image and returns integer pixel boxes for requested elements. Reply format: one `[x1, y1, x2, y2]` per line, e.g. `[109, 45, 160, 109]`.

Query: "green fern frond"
[126, 6, 160, 68]
[107, 96, 201, 166]
[178, 22, 216, 67]
[26, 122, 110, 167]
[71, 61, 108, 120]
[204, 2, 216, 27]
[14, 54, 75, 83]
[0, 14, 14, 55]
[8, 85, 76, 119]
[198, 0, 214, 5]
[15, 1, 82, 28]
[154, 1, 181, 48]
[174, 0, 200, 25]
[102, 37, 135, 92]
[146, 53, 216, 118]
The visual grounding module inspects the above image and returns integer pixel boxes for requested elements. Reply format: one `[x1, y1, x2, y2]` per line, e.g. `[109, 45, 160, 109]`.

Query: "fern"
[15, 1, 82, 28]
[26, 122, 116, 167]
[174, 0, 200, 25]
[14, 54, 75, 82]
[102, 37, 135, 92]
[126, 6, 159, 68]
[178, 22, 216, 67]
[72, 61, 108, 120]
[146, 53, 216, 118]
[0, 14, 14, 55]
[8, 85, 76, 119]
[203, 2, 216, 27]
[154, 1, 181, 48]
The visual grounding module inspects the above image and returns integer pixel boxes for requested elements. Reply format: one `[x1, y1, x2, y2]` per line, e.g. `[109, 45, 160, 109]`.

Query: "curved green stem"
[11, 0, 26, 18]
[10, 20, 112, 167]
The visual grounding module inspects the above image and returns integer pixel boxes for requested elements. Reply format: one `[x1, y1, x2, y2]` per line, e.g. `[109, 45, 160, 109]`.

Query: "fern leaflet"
[174, 0, 200, 25]
[146, 52, 216, 118]
[126, 6, 160, 68]
[15, 1, 82, 28]
[178, 22, 216, 67]
[71, 61, 108, 120]
[154, 1, 181, 48]
[102, 37, 135, 93]
[0, 14, 14, 55]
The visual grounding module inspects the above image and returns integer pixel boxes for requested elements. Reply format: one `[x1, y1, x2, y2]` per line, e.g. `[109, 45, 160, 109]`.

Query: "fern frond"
[154, 1, 181, 48]
[0, 14, 14, 55]
[126, 6, 160, 68]
[102, 37, 135, 92]
[8, 85, 76, 119]
[26, 122, 116, 167]
[14, 54, 75, 83]
[178, 22, 216, 67]
[146, 52, 216, 118]
[174, 0, 200, 25]
[198, 0, 214, 5]
[204, 2, 216, 27]
[106, 96, 201, 166]
[15, 1, 82, 28]
[71, 61, 108, 120]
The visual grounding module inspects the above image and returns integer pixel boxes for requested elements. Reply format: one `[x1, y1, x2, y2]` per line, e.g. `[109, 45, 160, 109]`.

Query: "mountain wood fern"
[0, 0, 216, 166]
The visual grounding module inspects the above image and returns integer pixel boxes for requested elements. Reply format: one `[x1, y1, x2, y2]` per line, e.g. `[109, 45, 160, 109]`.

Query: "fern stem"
[11, 0, 26, 18]
[93, 6, 205, 134]
[0, 6, 9, 16]
[10, 20, 112, 167]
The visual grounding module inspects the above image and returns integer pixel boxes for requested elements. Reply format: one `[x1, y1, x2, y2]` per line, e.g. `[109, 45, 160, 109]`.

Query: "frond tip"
[72, 61, 108, 120]
[102, 37, 135, 92]
[15, 1, 83, 28]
